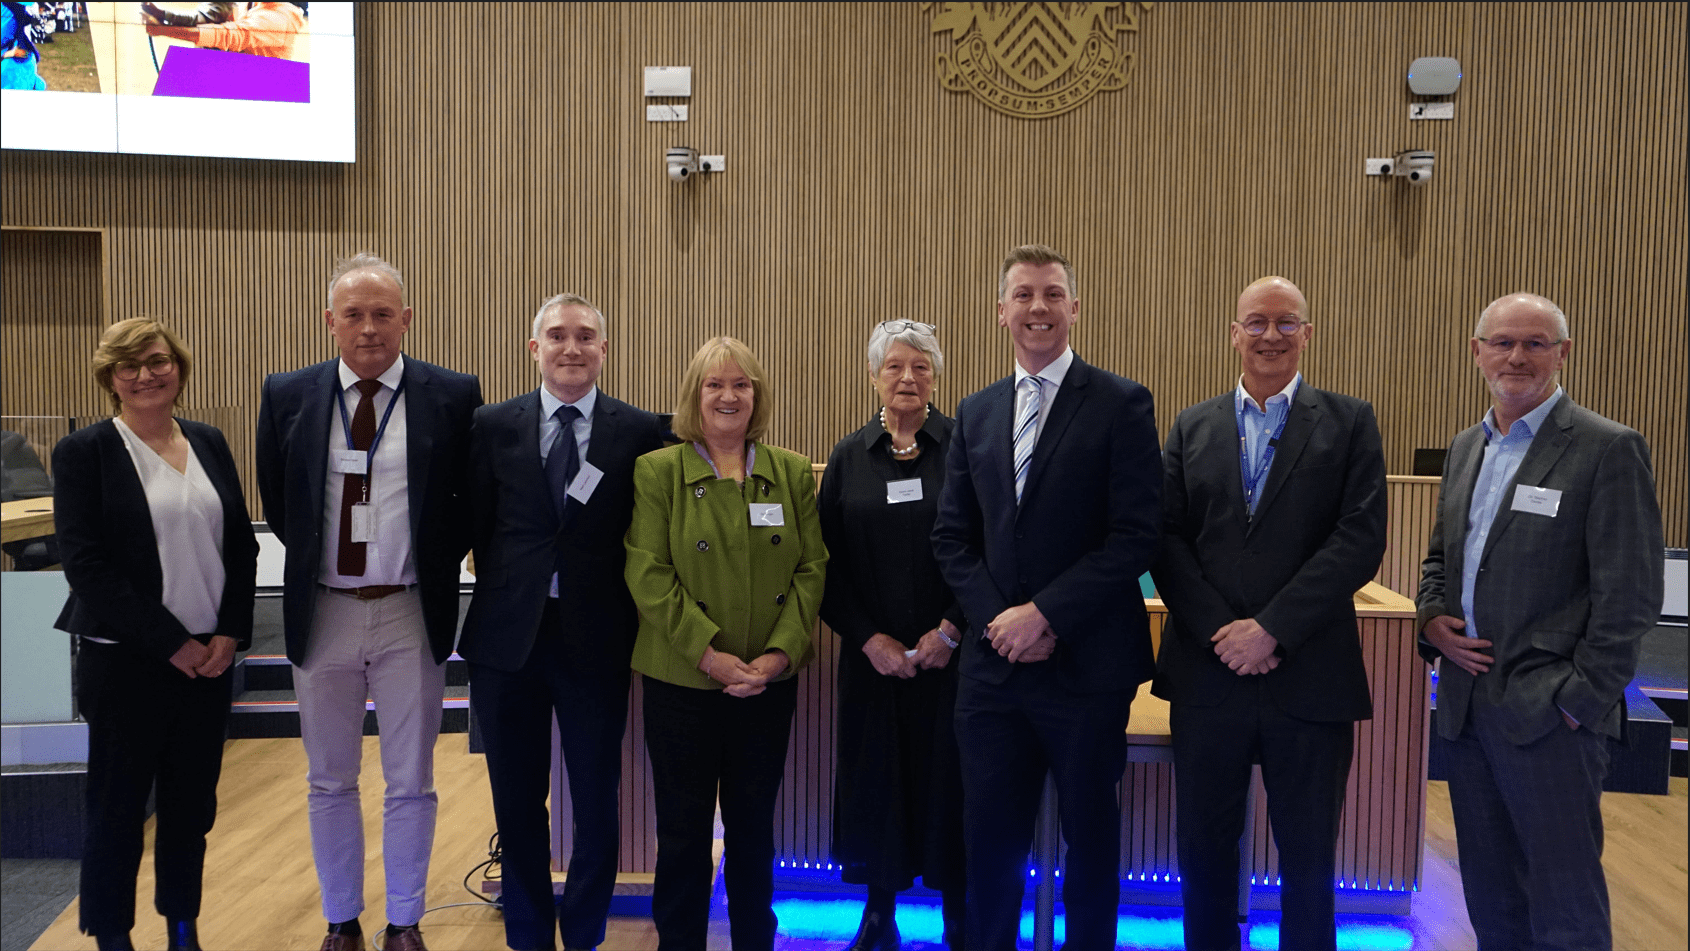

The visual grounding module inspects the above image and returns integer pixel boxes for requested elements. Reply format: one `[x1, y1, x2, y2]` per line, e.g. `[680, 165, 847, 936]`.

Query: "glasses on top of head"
[879, 320, 936, 335]
[113, 353, 178, 381]
[1236, 318, 1305, 337]
[1476, 336, 1562, 355]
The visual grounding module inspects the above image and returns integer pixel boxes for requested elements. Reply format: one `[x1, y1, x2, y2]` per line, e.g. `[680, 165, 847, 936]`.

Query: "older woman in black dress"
[819, 320, 966, 951]
[53, 319, 257, 951]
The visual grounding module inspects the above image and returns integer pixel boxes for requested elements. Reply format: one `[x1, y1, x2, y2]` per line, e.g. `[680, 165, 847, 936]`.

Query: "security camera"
[1394, 149, 1435, 187]
[665, 147, 699, 183]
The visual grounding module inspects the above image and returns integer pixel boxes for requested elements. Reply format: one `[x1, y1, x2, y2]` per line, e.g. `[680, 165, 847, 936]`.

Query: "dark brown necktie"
[336, 378, 383, 576]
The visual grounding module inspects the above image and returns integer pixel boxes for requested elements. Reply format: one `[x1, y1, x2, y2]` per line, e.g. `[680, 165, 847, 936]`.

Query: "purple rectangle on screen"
[152, 46, 310, 104]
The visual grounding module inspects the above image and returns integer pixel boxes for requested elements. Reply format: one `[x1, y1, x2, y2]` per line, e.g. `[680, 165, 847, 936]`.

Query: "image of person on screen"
[2, 1, 48, 89]
[141, 0, 306, 59]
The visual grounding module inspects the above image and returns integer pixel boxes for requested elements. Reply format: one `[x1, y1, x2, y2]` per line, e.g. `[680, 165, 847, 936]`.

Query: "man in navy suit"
[458, 294, 664, 951]
[256, 253, 482, 951]
[933, 244, 1162, 950]
[1151, 277, 1387, 951]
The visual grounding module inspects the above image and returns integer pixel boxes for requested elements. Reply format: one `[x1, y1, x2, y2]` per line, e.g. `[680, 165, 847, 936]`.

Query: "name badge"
[567, 461, 605, 504]
[331, 449, 368, 475]
[1511, 484, 1562, 517]
[349, 502, 373, 542]
[886, 478, 923, 504]
[749, 502, 785, 527]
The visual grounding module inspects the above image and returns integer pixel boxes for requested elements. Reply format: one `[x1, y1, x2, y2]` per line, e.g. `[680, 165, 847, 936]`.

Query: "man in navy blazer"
[1151, 277, 1387, 951]
[256, 253, 481, 951]
[1417, 293, 1663, 951]
[457, 294, 664, 951]
[933, 244, 1162, 950]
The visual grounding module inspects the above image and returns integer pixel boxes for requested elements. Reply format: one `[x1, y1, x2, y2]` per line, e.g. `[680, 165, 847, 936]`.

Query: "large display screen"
[1, 1, 354, 162]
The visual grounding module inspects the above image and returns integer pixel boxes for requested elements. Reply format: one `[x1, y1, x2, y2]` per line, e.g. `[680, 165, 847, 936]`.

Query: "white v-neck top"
[113, 418, 226, 636]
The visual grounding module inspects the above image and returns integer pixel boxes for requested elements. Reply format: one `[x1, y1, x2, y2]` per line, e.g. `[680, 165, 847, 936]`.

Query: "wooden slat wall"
[1119, 609, 1430, 892]
[1379, 476, 1442, 598]
[1, 3, 1682, 541]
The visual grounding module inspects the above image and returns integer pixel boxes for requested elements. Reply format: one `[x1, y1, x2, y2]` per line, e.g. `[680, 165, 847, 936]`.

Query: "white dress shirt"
[319, 356, 416, 587]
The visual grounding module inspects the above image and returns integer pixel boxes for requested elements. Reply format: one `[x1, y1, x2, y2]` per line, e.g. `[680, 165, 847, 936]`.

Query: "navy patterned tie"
[546, 404, 582, 519]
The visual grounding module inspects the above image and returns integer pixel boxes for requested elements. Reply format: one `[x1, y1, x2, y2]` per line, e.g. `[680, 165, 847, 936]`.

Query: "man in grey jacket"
[1417, 291, 1663, 951]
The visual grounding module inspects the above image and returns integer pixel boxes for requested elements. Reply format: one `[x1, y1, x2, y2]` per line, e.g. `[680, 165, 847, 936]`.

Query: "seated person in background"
[141, 1, 306, 59]
[2, 428, 60, 569]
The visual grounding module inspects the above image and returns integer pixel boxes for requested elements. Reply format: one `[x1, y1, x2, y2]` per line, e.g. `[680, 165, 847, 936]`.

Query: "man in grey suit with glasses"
[1417, 291, 1663, 951]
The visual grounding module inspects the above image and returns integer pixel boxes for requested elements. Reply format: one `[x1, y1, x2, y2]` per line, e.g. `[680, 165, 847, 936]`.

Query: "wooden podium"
[529, 581, 1428, 914]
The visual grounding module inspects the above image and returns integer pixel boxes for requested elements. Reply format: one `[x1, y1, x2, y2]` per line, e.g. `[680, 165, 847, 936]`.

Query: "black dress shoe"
[843, 910, 900, 951]
[167, 919, 202, 951]
[93, 935, 136, 951]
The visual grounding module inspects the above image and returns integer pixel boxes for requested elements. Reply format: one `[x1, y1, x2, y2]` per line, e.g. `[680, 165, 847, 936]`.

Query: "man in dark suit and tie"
[933, 244, 1162, 951]
[458, 294, 664, 951]
[1417, 292, 1663, 951]
[1150, 276, 1387, 951]
[256, 253, 482, 951]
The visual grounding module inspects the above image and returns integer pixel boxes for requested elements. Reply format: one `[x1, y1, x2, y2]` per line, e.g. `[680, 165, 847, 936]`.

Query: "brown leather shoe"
[382, 925, 428, 951]
[318, 932, 365, 951]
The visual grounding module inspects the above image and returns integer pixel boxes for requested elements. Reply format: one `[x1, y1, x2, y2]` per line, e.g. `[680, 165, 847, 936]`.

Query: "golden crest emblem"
[928, 2, 1153, 119]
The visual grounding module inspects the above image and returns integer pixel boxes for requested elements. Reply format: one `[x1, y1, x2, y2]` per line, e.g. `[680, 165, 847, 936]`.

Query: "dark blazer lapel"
[101, 421, 162, 582]
[583, 392, 619, 473]
[1021, 358, 1089, 502]
[512, 389, 543, 477]
[983, 378, 1017, 497]
[302, 362, 337, 529]
[1480, 399, 1575, 566]
[565, 392, 622, 531]
[1438, 425, 1484, 613]
[403, 358, 435, 528]
[181, 422, 243, 527]
[1247, 389, 1319, 532]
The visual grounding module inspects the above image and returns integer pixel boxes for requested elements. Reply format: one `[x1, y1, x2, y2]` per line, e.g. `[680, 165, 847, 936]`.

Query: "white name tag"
[749, 502, 785, 527]
[349, 502, 373, 542]
[886, 478, 923, 504]
[331, 449, 368, 475]
[567, 461, 605, 504]
[1511, 484, 1562, 517]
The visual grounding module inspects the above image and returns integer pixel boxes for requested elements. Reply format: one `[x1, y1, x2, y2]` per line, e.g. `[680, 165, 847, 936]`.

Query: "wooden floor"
[30, 735, 1689, 950]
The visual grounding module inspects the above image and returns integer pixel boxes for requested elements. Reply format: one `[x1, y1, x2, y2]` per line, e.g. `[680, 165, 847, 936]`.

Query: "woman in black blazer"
[53, 319, 258, 951]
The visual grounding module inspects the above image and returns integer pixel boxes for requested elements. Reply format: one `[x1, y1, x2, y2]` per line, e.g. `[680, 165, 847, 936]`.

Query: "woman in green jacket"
[625, 336, 827, 950]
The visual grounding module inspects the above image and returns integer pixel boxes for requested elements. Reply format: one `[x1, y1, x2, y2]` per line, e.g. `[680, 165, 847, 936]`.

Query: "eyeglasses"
[878, 320, 936, 335]
[112, 354, 177, 380]
[1236, 318, 1305, 337]
[1476, 336, 1562, 355]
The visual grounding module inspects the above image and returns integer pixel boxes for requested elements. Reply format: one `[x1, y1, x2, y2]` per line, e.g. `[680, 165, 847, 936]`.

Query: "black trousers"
[469, 601, 631, 951]
[642, 674, 798, 951]
[953, 668, 1133, 951]
[1171, 683, 1354, 951]
[77, 637, 231, 936]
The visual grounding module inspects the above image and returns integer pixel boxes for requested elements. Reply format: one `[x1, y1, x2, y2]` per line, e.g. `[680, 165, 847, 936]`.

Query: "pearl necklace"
[881, 406, 927, 458]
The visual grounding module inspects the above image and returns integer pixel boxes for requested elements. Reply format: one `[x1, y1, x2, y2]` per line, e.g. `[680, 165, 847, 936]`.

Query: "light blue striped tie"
[1013, 374, 1044, 503]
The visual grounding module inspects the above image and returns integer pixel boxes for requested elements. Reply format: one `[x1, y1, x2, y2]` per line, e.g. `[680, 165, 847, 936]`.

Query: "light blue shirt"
[538, 384, 596, 467]
[1234, 373, 1301, 517]
[1460, 387, 1564, 639]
